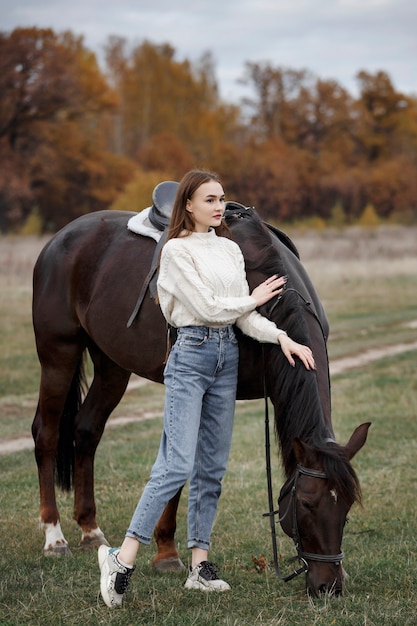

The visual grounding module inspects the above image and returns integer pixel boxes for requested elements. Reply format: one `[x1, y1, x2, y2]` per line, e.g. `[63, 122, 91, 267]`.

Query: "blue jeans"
[126, 325, 239, 550]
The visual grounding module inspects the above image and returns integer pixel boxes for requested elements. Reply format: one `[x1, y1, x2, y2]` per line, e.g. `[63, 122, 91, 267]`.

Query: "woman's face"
[186, 180, 225, 233]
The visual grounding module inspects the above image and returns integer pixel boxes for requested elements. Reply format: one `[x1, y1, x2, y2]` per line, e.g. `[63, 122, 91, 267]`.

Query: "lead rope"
[262, 365, 282, 578]
[262, 347, 309, 582]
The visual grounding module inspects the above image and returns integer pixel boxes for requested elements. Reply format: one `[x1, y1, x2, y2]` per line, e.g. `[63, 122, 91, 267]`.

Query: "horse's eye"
[301, 499, 313, 511]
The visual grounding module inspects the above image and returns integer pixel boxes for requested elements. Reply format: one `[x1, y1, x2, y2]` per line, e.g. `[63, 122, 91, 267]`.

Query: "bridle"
[282, 465, 344, 565]
[262, 390, 345, 581]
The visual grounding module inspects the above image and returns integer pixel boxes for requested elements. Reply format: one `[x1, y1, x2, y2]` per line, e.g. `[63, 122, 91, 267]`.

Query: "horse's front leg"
[73, 360, 131, 549]
[72, 443, 110, 550]
[152, 488, 185, 571]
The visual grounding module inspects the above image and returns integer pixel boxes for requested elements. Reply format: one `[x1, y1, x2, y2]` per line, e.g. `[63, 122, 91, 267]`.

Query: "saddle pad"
[127, 207, 162, 242]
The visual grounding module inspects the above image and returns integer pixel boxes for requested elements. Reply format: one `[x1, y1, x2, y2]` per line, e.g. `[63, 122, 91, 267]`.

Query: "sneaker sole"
[184, 578, 231, 592]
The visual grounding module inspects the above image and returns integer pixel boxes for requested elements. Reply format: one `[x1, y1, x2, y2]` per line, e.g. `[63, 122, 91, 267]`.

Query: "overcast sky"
[2, 0, 416, 102]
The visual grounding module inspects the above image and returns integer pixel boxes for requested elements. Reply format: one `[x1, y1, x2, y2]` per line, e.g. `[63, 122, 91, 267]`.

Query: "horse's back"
[34, 211, 138, 278]
[33, 211, 137, 330]
[33, 210, 167, 380]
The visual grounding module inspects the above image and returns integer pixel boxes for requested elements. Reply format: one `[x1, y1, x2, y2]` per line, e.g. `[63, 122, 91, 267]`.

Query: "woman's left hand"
[278, 334, 315, 370]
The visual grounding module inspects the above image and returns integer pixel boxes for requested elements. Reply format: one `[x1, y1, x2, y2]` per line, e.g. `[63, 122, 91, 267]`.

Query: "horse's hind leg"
[32, 341, 85, 556]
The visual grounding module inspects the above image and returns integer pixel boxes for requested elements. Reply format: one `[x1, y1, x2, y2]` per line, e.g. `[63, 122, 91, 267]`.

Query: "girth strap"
[126, 229, 168, 328]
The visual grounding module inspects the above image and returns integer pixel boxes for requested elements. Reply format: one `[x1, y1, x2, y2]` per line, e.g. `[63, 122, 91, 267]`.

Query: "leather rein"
[262, 288, 344, 582]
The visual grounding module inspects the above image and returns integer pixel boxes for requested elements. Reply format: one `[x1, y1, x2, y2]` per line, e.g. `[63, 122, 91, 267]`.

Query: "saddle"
[148, 180, 179, 230]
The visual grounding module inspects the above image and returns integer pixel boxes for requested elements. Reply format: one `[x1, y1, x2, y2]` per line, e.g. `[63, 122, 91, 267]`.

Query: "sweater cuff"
[277, 330, 287, 344]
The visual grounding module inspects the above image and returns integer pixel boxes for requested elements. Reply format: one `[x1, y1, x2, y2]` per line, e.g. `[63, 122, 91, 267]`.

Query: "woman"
[98, 169, 315, 607]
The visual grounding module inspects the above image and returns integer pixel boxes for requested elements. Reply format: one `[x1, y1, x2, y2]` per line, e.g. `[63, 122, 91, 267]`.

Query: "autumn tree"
[355, 70, 411, 161]
[0, 28, 136, 232]
[237, 62, 417, 221]
[223, 139, 304, 221]
[351, 71, 417, 219]
[104, 38, 241, 171]
[2, 28, 416, 230]
[240, 62, 310, 141]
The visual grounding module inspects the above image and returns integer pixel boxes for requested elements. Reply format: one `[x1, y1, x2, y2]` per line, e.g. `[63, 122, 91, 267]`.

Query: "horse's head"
[278, 422, 371, 596]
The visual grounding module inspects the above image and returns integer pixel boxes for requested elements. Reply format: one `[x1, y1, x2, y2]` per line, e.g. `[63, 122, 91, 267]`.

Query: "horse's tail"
[55, 353, 87, 491]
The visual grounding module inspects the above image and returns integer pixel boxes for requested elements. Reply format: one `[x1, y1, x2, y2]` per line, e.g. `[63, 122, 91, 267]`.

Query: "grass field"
[0, 227, 416, 625]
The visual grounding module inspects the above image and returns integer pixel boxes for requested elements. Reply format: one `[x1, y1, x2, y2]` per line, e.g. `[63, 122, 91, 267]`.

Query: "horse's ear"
[293, 437, 314, 465]
[344, 422, 371, 460]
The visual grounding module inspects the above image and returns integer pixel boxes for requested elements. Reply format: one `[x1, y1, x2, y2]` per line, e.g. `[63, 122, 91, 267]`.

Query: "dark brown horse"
[32, 204, 370, 596]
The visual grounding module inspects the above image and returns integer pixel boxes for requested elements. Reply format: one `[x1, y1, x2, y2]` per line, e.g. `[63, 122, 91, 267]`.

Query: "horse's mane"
[226, 208, 362, 505]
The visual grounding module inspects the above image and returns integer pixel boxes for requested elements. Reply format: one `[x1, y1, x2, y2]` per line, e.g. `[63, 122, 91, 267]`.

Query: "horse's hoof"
[79, 529, 111, 550]
[43, 544, 72, 557]
[152, 556, 186, 572]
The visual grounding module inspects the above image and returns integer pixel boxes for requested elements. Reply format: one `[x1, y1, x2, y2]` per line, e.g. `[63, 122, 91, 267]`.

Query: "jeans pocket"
[178, 328, 208, 348]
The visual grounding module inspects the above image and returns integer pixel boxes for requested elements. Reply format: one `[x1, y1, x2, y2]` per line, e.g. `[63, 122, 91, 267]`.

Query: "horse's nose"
[317, 581, 343, 597]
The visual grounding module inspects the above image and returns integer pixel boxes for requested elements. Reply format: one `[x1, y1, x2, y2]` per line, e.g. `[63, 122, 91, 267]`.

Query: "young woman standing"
[98, 169, 315, 607]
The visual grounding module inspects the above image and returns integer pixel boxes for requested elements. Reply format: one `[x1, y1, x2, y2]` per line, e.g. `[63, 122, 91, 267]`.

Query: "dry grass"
[291, 224, 417, 263]
[0, 235, 48, 282]
[2, 224, 417, 265]
[1, 224, 416, 280]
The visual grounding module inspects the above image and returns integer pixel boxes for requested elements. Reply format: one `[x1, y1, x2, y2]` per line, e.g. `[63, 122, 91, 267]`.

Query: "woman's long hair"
[166, 169, 230, 241]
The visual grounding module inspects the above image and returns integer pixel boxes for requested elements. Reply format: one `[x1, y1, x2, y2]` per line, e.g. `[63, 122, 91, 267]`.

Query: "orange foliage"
[0, 28, 135, 232]
[1, 29, 417, 231]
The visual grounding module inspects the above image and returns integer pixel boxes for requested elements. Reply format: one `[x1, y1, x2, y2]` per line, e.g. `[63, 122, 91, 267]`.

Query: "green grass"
[1, 352, 417, 624]
[1, 233, 417, 624]
[307, 268, 417, 360]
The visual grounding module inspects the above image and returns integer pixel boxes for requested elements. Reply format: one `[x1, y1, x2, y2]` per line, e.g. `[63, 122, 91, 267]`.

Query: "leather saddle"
[148, 181, 179, 231]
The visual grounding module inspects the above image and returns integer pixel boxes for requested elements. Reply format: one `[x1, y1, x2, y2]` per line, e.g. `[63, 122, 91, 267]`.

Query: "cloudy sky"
[2, 0, 416, 102]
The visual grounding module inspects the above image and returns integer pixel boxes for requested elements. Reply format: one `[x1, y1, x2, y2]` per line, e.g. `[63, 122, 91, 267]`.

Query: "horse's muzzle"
[306, 565, 345, 597]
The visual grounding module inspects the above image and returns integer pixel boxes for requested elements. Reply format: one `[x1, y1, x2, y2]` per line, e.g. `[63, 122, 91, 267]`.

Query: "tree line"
[1, 27, 416, 233]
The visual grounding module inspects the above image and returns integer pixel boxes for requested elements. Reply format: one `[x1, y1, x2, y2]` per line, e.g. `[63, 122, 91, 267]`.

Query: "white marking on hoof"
[41, 521, 71, 556]
[79, 527, 110, 549]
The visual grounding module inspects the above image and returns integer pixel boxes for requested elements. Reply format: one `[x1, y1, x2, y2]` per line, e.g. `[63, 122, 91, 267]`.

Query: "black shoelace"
[198, 561, 220, 580]
[114, 567, 134, 594]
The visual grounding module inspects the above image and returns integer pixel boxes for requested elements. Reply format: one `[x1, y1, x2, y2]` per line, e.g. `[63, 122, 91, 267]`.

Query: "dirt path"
[329, 339, 417, 375]
[2, 339, 417, 456]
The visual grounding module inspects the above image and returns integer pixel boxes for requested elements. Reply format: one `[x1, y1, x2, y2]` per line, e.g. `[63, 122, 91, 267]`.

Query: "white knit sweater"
[157, 229, 285, 344]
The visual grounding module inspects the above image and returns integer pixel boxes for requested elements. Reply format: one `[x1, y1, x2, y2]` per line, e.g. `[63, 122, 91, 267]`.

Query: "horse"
[32, 203, 370, 596]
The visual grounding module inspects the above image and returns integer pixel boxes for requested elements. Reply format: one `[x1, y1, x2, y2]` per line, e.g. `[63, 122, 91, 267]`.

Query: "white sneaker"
[184, 561, 231, 592]
[98, 545, 135, 608]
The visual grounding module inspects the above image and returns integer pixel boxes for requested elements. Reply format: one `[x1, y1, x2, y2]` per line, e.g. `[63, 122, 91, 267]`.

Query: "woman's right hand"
[251, 275, 287, 307]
